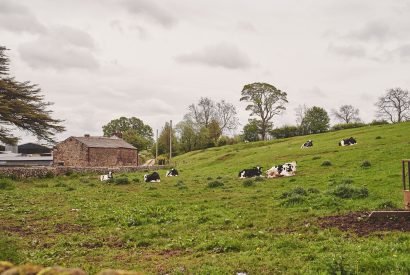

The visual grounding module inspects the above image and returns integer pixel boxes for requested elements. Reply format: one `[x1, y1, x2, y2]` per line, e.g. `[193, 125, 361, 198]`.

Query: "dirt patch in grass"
[54, 223, 93, 234]
[318, 211, 410, 236]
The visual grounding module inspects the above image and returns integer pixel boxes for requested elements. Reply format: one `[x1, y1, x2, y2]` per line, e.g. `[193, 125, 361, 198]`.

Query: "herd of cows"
[99, 137, 358, 182]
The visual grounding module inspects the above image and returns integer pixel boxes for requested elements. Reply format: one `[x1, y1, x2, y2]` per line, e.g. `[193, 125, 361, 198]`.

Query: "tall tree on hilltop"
[240, 82, 288, 140]
[332, 105, 361, 124]
[300, 106, 330, 134]
[376, 88, 410, 123]
[0, 46, 64, 145]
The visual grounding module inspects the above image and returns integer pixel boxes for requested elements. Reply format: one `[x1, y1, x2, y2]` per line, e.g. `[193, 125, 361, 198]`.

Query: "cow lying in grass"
[144, 172, 161, 182]
[100, 171, 113, 181]
[339, 137, 357, 146]
[238, 167, 263, 178]
[266, 162, 297, 178]
[166, 168, 179, 177]
[301, 140, 313, 148]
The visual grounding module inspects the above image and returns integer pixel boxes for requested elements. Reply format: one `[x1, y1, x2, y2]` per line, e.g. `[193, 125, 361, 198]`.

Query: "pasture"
[1, 122, 410, 274]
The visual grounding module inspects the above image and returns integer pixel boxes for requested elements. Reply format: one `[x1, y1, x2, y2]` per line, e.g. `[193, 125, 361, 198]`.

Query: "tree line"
[1, 46, 409, 158]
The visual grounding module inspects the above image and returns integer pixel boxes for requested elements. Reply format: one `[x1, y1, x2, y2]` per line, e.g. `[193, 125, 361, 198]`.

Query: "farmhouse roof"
[73, 136, 137, 150]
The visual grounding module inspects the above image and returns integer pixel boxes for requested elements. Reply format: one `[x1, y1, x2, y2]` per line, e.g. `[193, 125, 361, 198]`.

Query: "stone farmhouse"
[53, 135, 138, 167]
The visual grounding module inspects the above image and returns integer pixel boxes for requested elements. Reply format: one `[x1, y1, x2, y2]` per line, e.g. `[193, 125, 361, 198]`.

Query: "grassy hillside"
[1, 122, 410, 274]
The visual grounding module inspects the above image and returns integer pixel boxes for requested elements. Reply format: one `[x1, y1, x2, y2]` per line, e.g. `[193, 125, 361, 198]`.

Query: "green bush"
[369, 120, 389, 126]
[207, 181, 224, 188]
[377, 200, 398, 210]
[0, 179, 15, 190]
[243, 179, 254, 187]
[331, 123, 366, 131]
[329, 185, 369, 199]
[0, 236, 21, 262]
[361, 160, 371, 168]
[115, 177, 130, 185]
[375, 136, 382, 139]
[280, 187, 308, 199]
[321, 160, 332, 167]
[280, 195, 306, 207]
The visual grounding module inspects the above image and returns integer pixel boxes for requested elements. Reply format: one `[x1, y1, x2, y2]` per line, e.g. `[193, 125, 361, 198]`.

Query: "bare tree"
[295, 104, 308, 126]
[376, 88, 410, 123]
[332, 105, 361, 124]
[240, 82, 288, 140]
[185, 97, 215, 127]
[215, 100, 239, 134]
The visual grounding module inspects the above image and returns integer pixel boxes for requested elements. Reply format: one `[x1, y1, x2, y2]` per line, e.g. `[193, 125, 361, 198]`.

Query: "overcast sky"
[2, 0, 410, 143]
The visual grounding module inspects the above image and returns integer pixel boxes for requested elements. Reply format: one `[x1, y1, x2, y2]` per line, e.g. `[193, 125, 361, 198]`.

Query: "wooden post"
[169, 120, 172, 165]
[155, 129, 158, 164]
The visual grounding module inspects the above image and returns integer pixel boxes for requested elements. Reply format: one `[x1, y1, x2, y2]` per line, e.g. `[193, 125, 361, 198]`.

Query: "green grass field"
[1, 122, 410, 274]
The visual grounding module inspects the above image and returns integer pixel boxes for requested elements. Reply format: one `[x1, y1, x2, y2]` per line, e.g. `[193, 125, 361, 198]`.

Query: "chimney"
[113, 132, 123, 139]
[84, 134, 90, 138]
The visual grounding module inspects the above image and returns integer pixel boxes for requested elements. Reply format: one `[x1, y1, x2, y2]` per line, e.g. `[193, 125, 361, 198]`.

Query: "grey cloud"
[345, 21, 394, 42]
[123, 0, 176, 28]
[236, 21, 257, 33]
[0, 0, 46, 34]
[395, 44, 410, 61]
[18, 26, 99, 70]
[175, 43, 253, 70]
[328, 44, 367, 59]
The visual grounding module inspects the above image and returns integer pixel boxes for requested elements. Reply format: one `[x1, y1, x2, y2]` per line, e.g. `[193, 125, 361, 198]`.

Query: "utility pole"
[169, 120, 172, 164]
[155, 129, 158, 164]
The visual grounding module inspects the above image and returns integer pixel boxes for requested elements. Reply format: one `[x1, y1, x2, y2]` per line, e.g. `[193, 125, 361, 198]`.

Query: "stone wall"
[53, 137, 89, 166]
[89, 147, 138, 167]
[0, 165, 167, 179]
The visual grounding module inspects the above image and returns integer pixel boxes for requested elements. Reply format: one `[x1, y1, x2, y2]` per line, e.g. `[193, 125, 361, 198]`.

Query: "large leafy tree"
[102, 117, 153, 140]
[240, 82, 288, 140]
[301, 106, 330, 134]
[376, 88, 410, 123]
[102, 116, 153, 151]
[0, 46, 64, 145]
[242, 120, 261, 142]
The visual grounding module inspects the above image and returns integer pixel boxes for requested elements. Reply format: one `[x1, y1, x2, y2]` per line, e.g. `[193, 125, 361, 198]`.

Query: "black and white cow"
[238, 167, 263, 178]
[100, 171, 113, 181]
[166, 168, 179, 177]
[339, 137, 357, 146]
[144, 172, 161, 182]
[266, 161, 297, 178]
[301, 140, 313, 148]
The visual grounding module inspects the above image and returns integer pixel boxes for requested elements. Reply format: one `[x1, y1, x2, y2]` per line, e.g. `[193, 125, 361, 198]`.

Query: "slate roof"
[73, 136, 137, 150]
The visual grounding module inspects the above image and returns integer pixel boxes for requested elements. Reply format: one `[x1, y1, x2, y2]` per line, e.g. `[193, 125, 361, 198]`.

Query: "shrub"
[375, 136, 382, 139]
[331, 123, 366, 131]
[270, 125, 300, 139]
[243, 180, 254, 187]
[321, 160, 332, 167]
[280, 187, 308, 199]
[207, 177, 213, 180]
[340, 178, 354, 185]
[329, 185, 369, 199]
[307, 187, 320, 194]
[115, 177, 130, 185]
[361, 160, 371, 168]
[377, 200, 398, 210]
[0, 179, 15, 190]
[280, 195, 306, 207]
[207, 181, 224, 188]
[54, 182, 67, 188]
[0, 236, 21, 262]
[369, 120, 389, 126]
